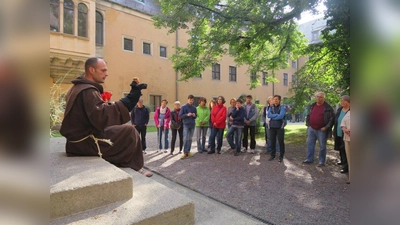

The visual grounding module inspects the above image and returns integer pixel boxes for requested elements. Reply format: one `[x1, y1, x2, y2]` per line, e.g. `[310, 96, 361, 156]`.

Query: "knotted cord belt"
[69, 134, 113, 158]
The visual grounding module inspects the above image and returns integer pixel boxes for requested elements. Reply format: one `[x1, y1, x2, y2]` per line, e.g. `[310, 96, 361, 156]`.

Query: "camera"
[130, 82, 147, 90]
[137, 83, 147, 90]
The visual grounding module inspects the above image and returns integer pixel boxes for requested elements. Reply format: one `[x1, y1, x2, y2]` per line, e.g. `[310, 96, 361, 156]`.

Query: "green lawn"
[255, 124, 333, 146]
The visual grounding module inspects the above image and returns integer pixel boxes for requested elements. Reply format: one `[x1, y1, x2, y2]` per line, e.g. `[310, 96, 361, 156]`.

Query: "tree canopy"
[289, 0, 350, 110]
[153, 0, 319, 88]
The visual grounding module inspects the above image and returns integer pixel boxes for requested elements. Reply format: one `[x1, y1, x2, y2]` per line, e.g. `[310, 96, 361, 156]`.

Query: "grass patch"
[146, 126, 157, 132]
[50, 131, 63, 138]
[255, 124, 333, 146]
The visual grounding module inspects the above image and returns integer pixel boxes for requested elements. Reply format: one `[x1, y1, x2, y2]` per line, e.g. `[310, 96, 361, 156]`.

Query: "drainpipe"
[175, 30, 179, 101]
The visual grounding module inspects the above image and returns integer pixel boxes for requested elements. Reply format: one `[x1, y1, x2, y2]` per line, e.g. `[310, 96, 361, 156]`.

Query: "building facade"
[50, 0, 305, 112]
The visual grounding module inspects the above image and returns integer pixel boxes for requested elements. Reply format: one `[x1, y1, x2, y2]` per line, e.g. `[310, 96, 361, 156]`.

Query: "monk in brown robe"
[60, 57, 152, 177]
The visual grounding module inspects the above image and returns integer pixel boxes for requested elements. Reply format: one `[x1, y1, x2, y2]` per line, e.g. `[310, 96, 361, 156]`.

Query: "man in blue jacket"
[130, 98, 150, 154]
[179, 95, 197, 159]
[226, 99, 246, 156]
[268, 95, 286, 162]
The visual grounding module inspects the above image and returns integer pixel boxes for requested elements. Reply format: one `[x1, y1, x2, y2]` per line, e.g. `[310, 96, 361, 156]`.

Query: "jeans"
[157, 127, 169, 150]
[306, 127, 328, 163]
[270, 128, 285, 158]
[171, 127, 183, 153]
[196, 126, 208, 151]
[242, 125, 256, 149]
[226, 126, 243, 153]
[134, 125, 147, 150]
[266, 126, 280, 153]
[183, 126, 195, 153]
[207, 127, 214, 148]
[210, 128, 224, 152]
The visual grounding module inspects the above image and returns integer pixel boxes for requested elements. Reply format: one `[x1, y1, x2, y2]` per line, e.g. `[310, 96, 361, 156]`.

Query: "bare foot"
[138, 169, 153, 177]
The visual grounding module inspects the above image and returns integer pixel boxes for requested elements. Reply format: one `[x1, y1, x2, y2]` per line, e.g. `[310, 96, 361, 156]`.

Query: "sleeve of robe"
[82, 88, 130, 130]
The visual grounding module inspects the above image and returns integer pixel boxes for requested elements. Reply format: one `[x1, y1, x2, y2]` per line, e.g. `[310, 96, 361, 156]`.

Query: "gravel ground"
[143, 130, 350, 225]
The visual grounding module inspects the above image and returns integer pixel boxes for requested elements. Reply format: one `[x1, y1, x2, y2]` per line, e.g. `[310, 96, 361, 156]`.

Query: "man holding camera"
[60, 57, 152, 177]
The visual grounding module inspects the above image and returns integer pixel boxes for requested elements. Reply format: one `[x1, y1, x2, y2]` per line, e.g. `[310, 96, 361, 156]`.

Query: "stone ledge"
[50, 152, 133, 219]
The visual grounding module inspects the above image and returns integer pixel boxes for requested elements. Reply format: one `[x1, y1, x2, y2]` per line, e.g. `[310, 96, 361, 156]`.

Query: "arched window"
[63, 0, 74, 34]
[50, 0, 59, 32]
[78, 3, 88, 37]
[96, 11, 104, 45]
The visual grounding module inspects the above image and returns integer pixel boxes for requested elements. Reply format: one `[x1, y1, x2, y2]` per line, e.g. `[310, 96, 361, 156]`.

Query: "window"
[312, 30, 320, 41]
[212, 64, 220, 80]
[63, 0, 74, 34]
[250, 73, 256, 81]
[78, 3, 88, 37]
[160, 46, 167, 58]
[292, 75, 296, 84]
[149, 95, 162, 112]
[143, 42, 151, 55]
[193, 97, 201, 107]
[50, 0, 59, 32]
[229, 66, 236, 82]
[96, 11, 103, 45]
[262, 72, 268, 86]
[283, 73, 288, 86]
[291, 60, 297, 69]
[123, 38, 133, 51]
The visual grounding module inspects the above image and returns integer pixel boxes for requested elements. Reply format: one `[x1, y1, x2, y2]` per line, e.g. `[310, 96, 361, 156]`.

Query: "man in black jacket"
[131, 98, 150, 154]
[303, 92, 335, 167]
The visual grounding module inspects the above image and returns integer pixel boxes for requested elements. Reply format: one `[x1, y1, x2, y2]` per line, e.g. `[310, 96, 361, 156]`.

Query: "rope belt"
[69, 134, 113, 158]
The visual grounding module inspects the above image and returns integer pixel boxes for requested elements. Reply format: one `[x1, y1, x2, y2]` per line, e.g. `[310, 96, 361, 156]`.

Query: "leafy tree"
[153, 0, 319, 88]
[289, 0, 350, 109]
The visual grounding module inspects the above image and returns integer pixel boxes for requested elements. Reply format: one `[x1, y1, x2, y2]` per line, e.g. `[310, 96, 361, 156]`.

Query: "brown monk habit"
[60, 76, 143, 171]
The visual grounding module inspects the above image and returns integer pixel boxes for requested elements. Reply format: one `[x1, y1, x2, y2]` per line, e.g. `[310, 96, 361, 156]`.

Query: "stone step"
[50, 166, 195, 225]
[50, 152, 133, 219]
[50, 151, 195, 224]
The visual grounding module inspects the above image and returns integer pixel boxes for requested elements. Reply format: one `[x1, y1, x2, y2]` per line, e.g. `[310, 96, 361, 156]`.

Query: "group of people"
[60, 57, 350, 183]
[131, 94, 288, 162]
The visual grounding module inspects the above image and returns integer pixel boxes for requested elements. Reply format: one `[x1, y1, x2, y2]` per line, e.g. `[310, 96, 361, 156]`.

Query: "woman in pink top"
[154, 99, 171, 153]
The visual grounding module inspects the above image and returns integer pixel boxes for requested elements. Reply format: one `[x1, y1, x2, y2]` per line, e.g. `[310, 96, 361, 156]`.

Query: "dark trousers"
[210, 128, 224, 152]
[270, 128, 285, 158]
[242, 125, 256, 149]
[134, 125, 147, 150]
[335, 136, 348, 170]
[171, 127, 183, 153]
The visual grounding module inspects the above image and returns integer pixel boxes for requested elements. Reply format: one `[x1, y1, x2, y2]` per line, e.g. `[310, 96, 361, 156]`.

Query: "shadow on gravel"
[143, 135, 350, 225]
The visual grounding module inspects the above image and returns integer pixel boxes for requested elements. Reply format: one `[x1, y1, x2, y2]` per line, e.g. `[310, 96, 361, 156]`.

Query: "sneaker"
[202, 149, 208, 152]
[188, 152, 194, 157]
[241, 148, 247, 153]
[317, 163, 325, 167]
[163, 150, 168, 153]
[302, 160, 313, 164]
[178, 150, 182, 154]
[142, 150, 147, 154]
[181, 153, 189, 159]
[278, 157, 283, 162]
[250, 149, 255, 154]
[268, 156, 275, 161]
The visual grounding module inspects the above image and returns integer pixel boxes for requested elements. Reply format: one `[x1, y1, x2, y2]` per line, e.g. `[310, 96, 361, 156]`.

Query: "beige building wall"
[96, 0, 177, 110]
[50, 0, 305, 113]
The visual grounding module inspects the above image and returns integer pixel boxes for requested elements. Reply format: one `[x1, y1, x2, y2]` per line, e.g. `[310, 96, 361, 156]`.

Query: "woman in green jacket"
[196, 97, 210, 153]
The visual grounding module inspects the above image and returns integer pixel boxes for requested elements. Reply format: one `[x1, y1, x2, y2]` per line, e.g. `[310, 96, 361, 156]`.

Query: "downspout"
[175, 30, 179, 101]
